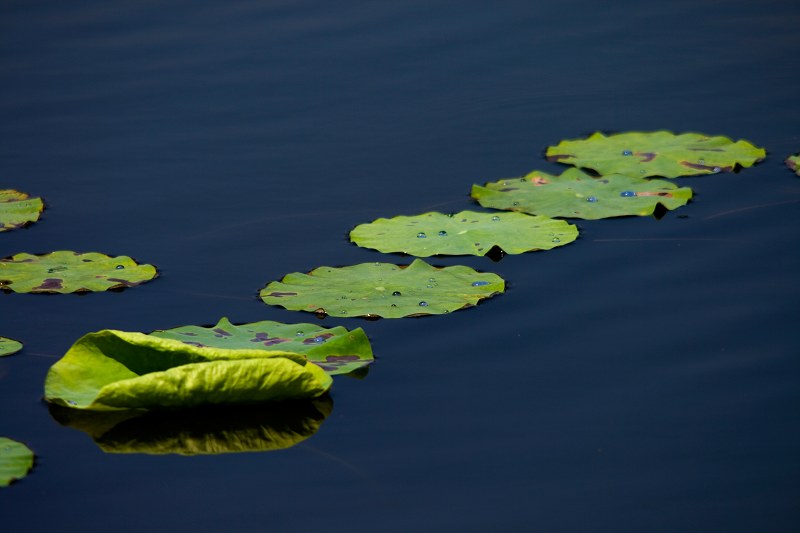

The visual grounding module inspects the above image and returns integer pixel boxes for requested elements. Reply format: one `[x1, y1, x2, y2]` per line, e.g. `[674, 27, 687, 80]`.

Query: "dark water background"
[2, 1, 799, 531]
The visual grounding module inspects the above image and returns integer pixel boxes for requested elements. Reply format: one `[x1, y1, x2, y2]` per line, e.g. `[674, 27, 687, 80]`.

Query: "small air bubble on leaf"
[417, 232, 427, 239]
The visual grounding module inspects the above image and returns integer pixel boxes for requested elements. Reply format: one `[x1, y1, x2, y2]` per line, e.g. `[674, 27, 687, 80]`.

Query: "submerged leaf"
[0, 337, 23, 357]
[44, 331, 332, 411]
[149, 317, 373, 376]
[0, 437, 34, 487]
[546, 131, 765, 178]
[260, 258, 504, 318]
[0, 190, 43, 232]
[472, 168, 692, 219]
[786, 153, 800, 176]
[49, 396, 332, 455]
[350, 210, 578, 256]
[0, 251, 157, 293]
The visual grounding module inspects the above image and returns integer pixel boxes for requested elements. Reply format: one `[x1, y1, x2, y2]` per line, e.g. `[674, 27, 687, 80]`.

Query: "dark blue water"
[2, 1, 799, 531]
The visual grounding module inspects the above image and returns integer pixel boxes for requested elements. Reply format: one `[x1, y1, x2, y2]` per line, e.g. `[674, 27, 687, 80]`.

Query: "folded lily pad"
[0, 337, 22, 357]
[0, 190, 43, 232]
[149, 317, 373, 376]
[44, 331, 333, 411]
[0, 437, 34, 487]
[0, 251, 157, 293]
[260, 258, 504, 318]
[546, 131, 765, 178]
[786, 153, 800, 176]
[471, 168, 692, 219]
[49, 396, 332, 455]
[350, 210, 578, 256]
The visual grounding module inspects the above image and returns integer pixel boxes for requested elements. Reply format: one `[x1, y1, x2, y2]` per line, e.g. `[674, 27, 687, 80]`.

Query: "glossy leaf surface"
[44, 331, 332, 410]
[0, 438, 34, 487]
[260, 258, 504, 318]
[0, 251, 157, 293]
[0, 337, 22, 357]
[0, 190, 43, 232]
[546, 131, 765, 178]
[472, 168, 692, 219]
[149, 317, 373, 375]
[49, 396, 332, 455]
[350, 210, 577, 256]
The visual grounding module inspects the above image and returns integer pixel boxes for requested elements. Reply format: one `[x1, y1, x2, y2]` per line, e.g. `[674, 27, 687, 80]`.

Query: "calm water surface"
[2, 1, 799, 531]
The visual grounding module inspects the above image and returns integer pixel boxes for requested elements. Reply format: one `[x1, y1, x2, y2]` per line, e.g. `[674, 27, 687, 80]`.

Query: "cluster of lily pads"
[1, 131, 793, 481]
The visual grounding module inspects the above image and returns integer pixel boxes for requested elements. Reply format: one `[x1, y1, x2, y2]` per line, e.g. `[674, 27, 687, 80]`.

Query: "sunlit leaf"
[350, 210, 577, 256]
[44, 331, 332, 410]
[260, 258, 504, 319]
[0, 337, 22, 357]
[0, 251, 157, 293]
[0, 190, 43, 232]
[49, 396, 332, 455]
[546, 131, 765, 178]
[471, 168, 692, 219]
[149, 317, 373, 376]
[0, 437, 34, 487]
[786, 153, 800, 176]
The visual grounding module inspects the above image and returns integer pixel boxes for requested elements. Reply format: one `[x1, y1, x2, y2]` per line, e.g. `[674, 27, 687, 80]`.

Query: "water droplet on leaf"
[471, 281, 490, 287]
[620, 190, 636, 197]
[587, 196, 598, 203]
[392, 291, 401, 296]
[552, 237, 561, 243]
[438, 230, 447, 236]
[712, 167, 721, 173]
[418, 301, 428, 307]
[115, 265, 125, 270]
[491, 216, 500, 221]
[417, 232, 427, 239]
[622, 150, 633, 156]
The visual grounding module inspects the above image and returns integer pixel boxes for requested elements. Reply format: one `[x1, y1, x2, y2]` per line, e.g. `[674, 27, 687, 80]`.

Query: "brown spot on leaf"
[635, 152, 656, 162]
[303, 333, 335, 344]
[637, 191, 673, 198]
[34, 278, 63, 291]
[107, 278, 139, 287]
[681, 161, 731, 172]
[546, 154, 572, 162]
[265, 291, 298, 297]
[212, 328, 231, 337]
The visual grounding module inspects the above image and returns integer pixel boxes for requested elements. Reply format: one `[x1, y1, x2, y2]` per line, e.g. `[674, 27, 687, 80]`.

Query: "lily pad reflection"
[48, 395, 332, 456]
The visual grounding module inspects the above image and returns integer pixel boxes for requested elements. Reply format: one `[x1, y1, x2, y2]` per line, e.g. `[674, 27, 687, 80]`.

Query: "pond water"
[2, 0, 799, 531]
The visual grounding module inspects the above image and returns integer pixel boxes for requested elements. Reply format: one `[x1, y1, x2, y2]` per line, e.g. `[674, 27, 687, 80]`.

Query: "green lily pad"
[0, 337, 22, 357]
[471, 168, 693, 219]
[0, 251, 158, 293]
[149, 317, 373, 376]
[49, 396, 332, 455]
[0, 190, 43, 232]
[260, 258, 504, 319]
[44, 330, 333, 411]
[0, 437, 34, 487]
[786, 153, 800, 176]
[546, 131, 765, 178]
[349, 210, 578, 256]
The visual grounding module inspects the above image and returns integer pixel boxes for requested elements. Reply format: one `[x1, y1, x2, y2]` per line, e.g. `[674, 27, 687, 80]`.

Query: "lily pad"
[546, 131, 765, 178]
[260, 258, 504, 318]
[0, 437, 34, 487]
[149, 317, 373, 376]
[0, 190, 43, 232]
[786, 153, 800, 176]
[350, 210, 578, 256]
[49, 396, 332, 455]
[0, 337, 22, 357]
[471, 168, 692, 219]
[0, 251, 157, 293]
[44, 330, 332, 410]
